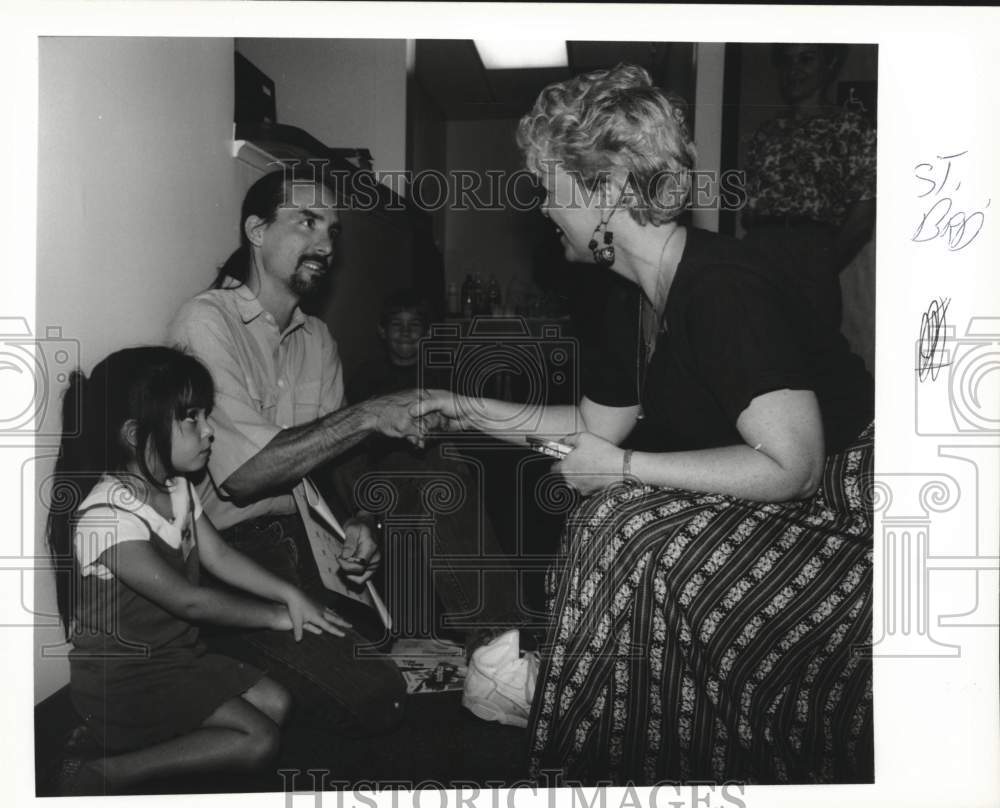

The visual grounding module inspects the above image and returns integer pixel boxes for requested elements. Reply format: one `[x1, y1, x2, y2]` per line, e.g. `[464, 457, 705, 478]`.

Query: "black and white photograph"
[2, 5, 997, 808]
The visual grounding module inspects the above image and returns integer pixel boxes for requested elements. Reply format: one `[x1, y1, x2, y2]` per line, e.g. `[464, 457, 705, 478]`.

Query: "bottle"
[446, 281, 460, 316]
[486, 274, 502, 316]
[461, 274, 474, 318]
[472, 273, 485, 315]
[506, 275, 527, 315]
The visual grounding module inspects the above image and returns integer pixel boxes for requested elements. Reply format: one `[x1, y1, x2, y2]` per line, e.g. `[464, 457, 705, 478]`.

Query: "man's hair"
[380, 288, 432, 329]
[516, 63, 697, 226]
[213, 166, 337, 288]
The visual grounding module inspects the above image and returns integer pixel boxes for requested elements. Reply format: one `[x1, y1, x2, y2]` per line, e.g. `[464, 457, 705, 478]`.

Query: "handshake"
[369, 389, 469, 448]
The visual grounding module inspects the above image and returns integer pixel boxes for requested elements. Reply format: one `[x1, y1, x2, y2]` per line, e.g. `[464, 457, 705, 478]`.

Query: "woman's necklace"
[635, 224, 681, 420]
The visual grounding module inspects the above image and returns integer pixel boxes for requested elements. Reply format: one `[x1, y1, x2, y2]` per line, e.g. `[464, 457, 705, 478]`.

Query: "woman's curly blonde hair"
[517, 63, 697, 226]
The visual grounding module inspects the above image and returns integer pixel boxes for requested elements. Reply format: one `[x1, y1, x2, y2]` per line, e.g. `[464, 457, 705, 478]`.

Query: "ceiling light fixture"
[474, 40, 568, 70]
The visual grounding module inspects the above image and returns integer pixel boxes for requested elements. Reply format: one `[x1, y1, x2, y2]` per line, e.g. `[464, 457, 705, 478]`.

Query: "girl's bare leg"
[241, 675, 293, 726]
[64, 678, 289, 793]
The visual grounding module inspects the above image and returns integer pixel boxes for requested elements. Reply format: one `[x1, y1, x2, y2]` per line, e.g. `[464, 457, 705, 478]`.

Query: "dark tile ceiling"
[413, 40, 695, 121]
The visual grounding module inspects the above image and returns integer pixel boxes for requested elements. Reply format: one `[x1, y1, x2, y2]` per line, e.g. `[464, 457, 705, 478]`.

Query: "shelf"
[231, 138, 284, 173]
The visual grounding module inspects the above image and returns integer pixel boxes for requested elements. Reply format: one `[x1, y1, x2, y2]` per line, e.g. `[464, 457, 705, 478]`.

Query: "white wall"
[235, 38, 407, 184]
[34, 37, 244, 703]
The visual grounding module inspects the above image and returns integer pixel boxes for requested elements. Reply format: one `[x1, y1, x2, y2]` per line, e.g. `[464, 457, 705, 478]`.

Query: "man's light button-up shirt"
[166, 281, 345, 530]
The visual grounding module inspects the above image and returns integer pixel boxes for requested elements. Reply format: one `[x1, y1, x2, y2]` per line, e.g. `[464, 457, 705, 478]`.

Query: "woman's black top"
[581, 227, 873, 455]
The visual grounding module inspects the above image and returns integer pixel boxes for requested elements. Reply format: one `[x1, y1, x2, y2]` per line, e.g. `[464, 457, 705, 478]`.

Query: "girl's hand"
[279, 589, 352, 641]
[552, 432, 627, 496]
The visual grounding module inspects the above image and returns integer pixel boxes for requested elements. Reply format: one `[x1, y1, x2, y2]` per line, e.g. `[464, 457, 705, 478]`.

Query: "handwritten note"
[912, 151, 990, 251]
[916, 297, 952, 381]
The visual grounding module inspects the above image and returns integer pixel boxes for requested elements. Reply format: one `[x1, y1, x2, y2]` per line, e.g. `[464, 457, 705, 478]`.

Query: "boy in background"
[338, 290, 541, 727]
[348, 290, 441, 404]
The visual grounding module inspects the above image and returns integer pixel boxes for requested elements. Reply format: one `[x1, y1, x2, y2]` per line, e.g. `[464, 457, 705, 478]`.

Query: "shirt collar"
[86, 475, 189, 549]
[286, 307, 312, 336]
[222, 278, 312, 335]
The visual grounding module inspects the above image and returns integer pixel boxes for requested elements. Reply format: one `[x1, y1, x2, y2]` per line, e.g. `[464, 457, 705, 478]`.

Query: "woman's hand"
[277, 589, 352, 641]
[412, 389, 467, 433]
[552, 432, 627, 496]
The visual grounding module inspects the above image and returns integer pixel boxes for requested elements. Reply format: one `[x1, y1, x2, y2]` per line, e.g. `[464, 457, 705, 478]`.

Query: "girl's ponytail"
[46, 369, 97, 638]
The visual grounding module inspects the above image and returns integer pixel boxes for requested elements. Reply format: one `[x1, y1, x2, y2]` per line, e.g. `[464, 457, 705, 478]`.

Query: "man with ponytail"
[168, 166, 526, 736]
[168, 167, 426, 737]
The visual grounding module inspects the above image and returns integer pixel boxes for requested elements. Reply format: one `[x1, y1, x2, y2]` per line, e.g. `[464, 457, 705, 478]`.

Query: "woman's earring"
[589, 224, 615, 267]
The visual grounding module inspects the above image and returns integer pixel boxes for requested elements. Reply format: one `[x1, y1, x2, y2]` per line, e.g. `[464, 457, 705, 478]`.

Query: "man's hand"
[338, 515, 382, 584]
[552, 431, 627, 496]
[372, 389, 447, 447]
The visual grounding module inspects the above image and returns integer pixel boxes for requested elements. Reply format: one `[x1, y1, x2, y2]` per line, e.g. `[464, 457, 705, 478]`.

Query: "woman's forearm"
[453, 396, 583, 445]
[629, 444, 820, 502]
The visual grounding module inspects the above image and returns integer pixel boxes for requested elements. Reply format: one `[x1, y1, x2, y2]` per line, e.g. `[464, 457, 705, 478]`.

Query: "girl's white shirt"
[73, 475, 204, 580]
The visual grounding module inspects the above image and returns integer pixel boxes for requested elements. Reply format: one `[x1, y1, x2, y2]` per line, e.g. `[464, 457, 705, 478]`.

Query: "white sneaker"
[462, 629, 540, 728]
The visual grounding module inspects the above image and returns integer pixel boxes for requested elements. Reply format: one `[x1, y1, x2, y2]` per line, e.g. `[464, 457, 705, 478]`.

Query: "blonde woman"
[421, 64, 874, 784]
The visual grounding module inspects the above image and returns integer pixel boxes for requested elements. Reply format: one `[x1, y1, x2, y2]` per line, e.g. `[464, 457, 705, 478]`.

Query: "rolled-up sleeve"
[168, 302, 281, 490]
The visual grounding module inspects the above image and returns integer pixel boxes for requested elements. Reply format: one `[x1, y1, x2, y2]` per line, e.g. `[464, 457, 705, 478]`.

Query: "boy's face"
[379, 310, 426, 366]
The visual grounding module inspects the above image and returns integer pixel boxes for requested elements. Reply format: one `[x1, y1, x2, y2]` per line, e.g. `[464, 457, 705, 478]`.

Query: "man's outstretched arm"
[169, 301, 431, 504]
[222, 389, 426, 503]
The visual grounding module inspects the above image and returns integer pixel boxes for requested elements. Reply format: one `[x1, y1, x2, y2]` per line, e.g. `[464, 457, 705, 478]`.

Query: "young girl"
[47, 346, 350, 795]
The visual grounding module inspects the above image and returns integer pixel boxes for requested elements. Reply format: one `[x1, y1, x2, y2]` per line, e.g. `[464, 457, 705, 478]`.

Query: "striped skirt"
[528, 424, 874, 785]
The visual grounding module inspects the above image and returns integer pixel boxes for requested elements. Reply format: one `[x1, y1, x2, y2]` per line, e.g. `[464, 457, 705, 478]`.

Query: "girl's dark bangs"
[174, 358, 215, 416]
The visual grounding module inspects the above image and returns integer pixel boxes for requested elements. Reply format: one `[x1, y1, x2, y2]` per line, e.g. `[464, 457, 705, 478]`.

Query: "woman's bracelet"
[622, 449, 634, 481]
